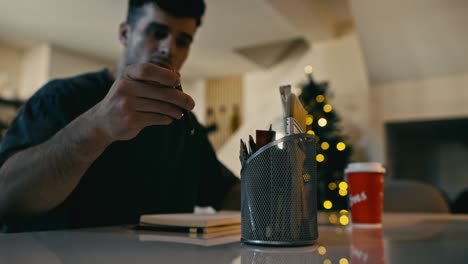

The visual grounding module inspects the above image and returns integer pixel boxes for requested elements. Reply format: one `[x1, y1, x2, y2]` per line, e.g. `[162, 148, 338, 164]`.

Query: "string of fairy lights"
[302, 64, 351, 220]
[304, 66, 352, 264]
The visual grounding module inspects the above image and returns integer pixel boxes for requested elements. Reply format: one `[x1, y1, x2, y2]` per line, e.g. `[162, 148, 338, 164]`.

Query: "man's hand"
[90, 63, 195, 141]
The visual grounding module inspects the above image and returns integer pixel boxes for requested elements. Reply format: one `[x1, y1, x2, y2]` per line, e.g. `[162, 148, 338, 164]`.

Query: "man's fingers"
[118, 79, 195, 111]
[124, 63, 179, 87]
[136, 112, 175, 126]
[132, 97, 184, 120]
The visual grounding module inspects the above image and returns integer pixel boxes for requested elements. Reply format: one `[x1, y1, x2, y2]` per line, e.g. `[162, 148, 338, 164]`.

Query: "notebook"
[139, 212, 241, 228]
[135, 223, 241, 234]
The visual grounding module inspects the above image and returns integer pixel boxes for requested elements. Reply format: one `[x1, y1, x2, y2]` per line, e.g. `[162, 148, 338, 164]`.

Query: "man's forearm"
[0, 108, 112, 218]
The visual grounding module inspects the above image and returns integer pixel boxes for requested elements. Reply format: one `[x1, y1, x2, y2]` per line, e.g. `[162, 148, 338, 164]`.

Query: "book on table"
[138, 211, 240, 233]
[137, 212, 241, 246]
[136, 222, 241, 234]
[139, 211, 241, 228]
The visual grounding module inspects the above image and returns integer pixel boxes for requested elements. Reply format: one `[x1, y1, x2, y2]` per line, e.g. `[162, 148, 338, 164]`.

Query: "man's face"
[120, 4, 197, 72]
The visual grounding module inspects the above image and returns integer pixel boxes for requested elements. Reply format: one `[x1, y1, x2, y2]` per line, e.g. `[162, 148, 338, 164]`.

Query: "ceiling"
[350, 0, 468, 85]
[0, 0, 303, 80]
[1, 0, 467, 84]
[267, 0, 353, 42]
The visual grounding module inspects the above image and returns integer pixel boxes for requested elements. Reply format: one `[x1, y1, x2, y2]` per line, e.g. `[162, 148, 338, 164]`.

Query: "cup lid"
[344, 162, 386, 174]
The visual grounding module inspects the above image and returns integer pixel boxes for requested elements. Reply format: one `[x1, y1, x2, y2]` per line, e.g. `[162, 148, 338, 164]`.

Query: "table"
[1, 213, 468, 264]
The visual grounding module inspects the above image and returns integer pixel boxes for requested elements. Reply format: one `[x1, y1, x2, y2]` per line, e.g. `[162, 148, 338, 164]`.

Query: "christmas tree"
[298, 66, 352, 212]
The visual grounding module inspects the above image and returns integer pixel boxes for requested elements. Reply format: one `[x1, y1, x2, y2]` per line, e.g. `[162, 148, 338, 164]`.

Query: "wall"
[0, 42, 23, 130]
[206, 76, 243, 150]
[17, 43, 51, 100]
[375, 73, 468, 122]
[369, 72, 468, 163]
[0, 42, 23, 98]
[0, 43, 114, 100]
[49, 46, 113, 80]
[182, 78, 207, 124]
[218, 32, 371, 176]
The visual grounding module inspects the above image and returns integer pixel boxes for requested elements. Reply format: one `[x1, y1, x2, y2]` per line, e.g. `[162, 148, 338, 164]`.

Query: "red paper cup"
[345, 162, 385, 226]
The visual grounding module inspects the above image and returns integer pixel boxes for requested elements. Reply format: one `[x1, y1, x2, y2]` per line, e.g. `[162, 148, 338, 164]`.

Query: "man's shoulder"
[33, 69, 111, 100]
[20, 69, 113, 121]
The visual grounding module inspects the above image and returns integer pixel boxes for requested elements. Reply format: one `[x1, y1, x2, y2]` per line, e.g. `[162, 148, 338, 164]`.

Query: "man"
[0, 0, 240, 232]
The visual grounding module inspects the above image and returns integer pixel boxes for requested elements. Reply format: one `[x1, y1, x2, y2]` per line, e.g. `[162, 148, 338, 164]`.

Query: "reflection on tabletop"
[1, 213, 468, 264]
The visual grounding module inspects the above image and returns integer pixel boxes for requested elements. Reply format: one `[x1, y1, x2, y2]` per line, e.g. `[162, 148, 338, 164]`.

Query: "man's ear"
[119, 22, 130, 46]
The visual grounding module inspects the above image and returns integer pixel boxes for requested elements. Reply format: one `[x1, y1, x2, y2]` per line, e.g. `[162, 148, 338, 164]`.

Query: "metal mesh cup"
[241, 134, 318, 246]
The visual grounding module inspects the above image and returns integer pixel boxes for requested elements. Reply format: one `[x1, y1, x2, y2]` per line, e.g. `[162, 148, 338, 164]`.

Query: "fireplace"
[386, 118, 468, 201]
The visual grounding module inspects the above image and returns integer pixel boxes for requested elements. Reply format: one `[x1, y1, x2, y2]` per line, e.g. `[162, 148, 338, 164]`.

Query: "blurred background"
[1, 0, 468, 210]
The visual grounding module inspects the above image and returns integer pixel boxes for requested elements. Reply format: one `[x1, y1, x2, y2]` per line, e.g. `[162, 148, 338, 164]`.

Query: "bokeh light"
[318, 118, 328, 127]
[321, 142, 330, 150]
[339, 215, 349, 225]
[318, 246, 327, 255]
[306, 115, 313, 125]
[337, 142, 346, 151]
[316, 95, 325, 103]
[339, 259, 349, 264]
[339, 182, 348, 190]
[329, 213, 338, 224]
[304, 65, 314, 74]
[316, 154, 325, 162]
[323, 104, 333, 113]
[323, 200, 333, 210]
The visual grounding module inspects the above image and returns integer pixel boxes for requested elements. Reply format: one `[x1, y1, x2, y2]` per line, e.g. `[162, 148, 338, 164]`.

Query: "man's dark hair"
[127, 0, 206, 27]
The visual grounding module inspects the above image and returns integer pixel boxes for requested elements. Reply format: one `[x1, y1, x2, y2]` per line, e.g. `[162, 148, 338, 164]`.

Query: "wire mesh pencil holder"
[241, 134, 318, 246]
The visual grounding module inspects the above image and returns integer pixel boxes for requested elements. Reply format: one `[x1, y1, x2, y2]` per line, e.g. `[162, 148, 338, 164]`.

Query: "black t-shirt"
[0, 69, 239, 232]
